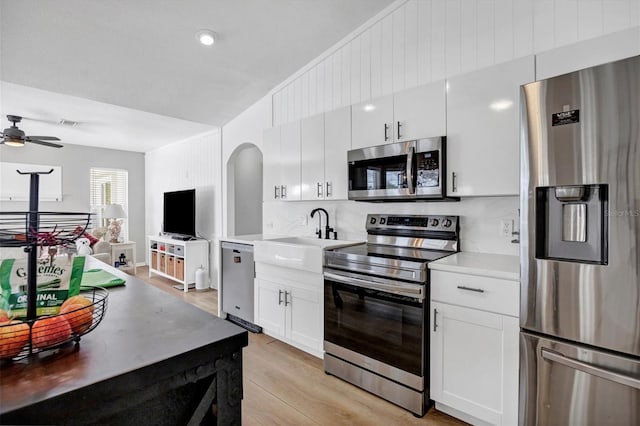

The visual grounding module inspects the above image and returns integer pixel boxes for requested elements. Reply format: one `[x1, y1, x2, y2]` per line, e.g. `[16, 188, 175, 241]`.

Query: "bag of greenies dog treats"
[0, 254, 85, 319]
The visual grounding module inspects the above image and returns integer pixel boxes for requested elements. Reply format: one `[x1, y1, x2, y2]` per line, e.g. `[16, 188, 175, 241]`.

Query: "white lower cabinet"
[430, 270, 519, 425]
[254, 264, 323, 357]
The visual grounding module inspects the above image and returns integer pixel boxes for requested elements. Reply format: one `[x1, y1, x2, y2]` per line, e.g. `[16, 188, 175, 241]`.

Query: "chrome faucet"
[310, 208, 337, 240]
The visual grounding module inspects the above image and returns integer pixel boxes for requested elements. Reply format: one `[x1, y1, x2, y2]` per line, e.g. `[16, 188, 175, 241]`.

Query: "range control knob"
[443, 219, 452, 228]
[370, 217, 377, 224]
[380, 218, 386, 225]
[430, 218, 439, 227]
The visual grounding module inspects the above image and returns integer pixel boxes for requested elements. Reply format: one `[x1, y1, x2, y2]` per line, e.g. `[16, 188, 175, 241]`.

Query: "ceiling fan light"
[5, 138, 25, 147]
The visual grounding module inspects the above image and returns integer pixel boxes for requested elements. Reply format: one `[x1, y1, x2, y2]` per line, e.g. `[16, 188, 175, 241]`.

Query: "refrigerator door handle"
[542, 348, 640, 390]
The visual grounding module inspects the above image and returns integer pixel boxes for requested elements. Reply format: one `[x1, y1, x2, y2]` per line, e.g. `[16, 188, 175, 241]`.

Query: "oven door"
[347, 141, 415, 200]
[324, 270, 426, 380]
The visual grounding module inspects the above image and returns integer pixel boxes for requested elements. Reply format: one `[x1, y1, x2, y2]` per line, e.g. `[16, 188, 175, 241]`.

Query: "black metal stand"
[16, 169, 54, 321]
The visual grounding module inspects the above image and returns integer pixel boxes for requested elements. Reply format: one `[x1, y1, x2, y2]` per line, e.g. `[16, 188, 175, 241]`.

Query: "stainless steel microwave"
[347, 137, 446, 201]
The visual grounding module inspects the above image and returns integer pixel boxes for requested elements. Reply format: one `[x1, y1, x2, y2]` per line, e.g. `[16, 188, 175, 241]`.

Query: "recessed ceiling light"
[196, 29, 216, 46]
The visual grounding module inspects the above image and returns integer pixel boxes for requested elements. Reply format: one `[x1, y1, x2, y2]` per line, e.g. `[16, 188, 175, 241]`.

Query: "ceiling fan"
[1, 115, 63, 148]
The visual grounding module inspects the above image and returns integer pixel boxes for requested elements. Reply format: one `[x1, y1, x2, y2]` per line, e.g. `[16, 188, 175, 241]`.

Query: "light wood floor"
[135, 266, 466, 426]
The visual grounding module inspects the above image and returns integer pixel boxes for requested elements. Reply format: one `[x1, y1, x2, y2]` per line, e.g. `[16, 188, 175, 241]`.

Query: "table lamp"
[104, 204, 127, 243]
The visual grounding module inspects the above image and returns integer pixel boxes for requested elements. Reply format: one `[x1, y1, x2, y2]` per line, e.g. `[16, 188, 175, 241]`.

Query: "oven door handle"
[324, 271, 423, 301]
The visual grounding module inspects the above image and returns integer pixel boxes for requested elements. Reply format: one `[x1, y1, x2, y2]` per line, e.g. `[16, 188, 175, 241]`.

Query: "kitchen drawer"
[431, 270, 519, 317]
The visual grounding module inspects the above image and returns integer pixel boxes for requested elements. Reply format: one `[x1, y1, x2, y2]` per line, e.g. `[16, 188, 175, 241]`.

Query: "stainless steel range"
[323, 214, 459, 416]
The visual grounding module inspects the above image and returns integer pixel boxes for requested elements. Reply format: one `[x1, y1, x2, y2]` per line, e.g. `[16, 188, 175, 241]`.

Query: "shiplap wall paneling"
[460, 0, 478, 73]
[360, 29, 372, 102]
[404, 0, 419, 89]
[417, 0, 432, 85]
[513, 0, 534, 58]
[342, 42, 352, 108]
[350, 36, 362, 105]
[392, 6, 406, 92]
[445, 0, 462, 77]
[370, 20, 383, 99]
[271, 0, 640, 127]
[495, 0, 515, 64]
[430, 0, 447, 81]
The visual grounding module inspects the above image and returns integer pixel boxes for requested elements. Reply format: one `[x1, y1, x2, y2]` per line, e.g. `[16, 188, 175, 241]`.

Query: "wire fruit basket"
[0, 286, 108, 362]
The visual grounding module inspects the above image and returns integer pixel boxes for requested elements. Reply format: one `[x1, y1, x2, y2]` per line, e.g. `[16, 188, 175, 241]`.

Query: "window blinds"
[89, 168, 129, 240]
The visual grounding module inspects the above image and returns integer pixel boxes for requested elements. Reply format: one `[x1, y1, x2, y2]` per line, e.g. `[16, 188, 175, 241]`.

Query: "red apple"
[60, 296, 95, 314]
[60, 303, 93, 334]
[0, 320, 30, 359]
[32, 316, 72, 349]
[0, 309, 10, 323]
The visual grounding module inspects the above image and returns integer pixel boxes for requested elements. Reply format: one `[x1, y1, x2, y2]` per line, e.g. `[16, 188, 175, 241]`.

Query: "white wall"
[145, 129, 222, 287]
[228, 145, 262, 236]
[0, 143, 146, 262]
[221, 95, 272, 236]
[272, 0, 640, 125]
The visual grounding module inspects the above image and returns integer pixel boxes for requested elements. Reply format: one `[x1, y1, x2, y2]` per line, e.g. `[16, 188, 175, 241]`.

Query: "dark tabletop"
[0, 256, 248, 414]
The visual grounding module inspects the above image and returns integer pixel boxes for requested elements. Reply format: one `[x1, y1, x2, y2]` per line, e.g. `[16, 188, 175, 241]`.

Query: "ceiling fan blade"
[27, 139, 63, 148]
[26, 136, 61, 141]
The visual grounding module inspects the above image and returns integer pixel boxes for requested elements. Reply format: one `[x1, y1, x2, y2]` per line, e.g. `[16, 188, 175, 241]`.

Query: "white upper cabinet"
[446, 55, 535, 197]
[351, 80, 447, 150]
[323, 106, 350, 200]
[300, 106, 351, 201]
[301, 114, 325, 201]
[393, 80, 446, 143]
[351, 94, 393, 149]
[262, 126, 282, 201]
[279, 121, 301, 201]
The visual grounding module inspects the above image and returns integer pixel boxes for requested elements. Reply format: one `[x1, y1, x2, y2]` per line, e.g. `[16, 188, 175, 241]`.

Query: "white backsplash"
[263, 196, 520, 256]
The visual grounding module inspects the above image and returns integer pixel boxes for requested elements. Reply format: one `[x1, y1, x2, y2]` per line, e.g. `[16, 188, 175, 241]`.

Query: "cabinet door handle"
[384, 123, 390, 141]
[452, 172, 457, 193]
[278, 289, 283, 305]
[326, 181, 332, 197]
[281, 185, 287, 199]
[397, 121, 402, 140]
[433, 308, 438, 332]
[274, 185, 280, 199]
[457, 285, 485, 293]
[284, 291, 290, 306]
[317, 182, 323, 198]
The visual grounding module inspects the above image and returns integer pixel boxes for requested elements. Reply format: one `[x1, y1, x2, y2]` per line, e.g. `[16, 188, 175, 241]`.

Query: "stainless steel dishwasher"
[221, 241, 261, 333]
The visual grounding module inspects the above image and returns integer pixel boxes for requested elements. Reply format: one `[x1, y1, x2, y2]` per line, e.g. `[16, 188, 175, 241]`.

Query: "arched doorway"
[226, 143, 263, 236]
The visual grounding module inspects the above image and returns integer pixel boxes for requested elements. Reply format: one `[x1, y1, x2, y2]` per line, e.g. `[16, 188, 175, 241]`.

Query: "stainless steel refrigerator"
[520, 55, 640, 425]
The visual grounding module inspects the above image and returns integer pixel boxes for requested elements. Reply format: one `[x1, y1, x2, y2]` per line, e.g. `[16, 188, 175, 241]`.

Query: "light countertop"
[219, 234, 265, 245]
[429, 252, 520, 281]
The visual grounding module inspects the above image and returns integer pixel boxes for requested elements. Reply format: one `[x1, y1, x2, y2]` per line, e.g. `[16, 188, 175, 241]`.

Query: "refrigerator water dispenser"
[535, 184, 608, 264]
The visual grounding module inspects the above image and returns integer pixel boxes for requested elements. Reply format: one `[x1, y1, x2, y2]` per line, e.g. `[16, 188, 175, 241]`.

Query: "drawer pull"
[457, 285, 485, 293]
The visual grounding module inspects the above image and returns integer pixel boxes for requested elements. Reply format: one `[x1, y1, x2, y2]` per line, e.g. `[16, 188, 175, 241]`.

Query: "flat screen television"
[163, 189, 196, 238]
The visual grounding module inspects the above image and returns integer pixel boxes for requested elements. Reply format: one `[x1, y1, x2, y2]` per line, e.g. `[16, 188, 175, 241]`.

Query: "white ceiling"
[0, 0, 394, 152]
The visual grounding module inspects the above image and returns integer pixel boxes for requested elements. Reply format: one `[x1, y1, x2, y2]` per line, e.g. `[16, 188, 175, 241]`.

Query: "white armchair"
[91, 240, 111, 265]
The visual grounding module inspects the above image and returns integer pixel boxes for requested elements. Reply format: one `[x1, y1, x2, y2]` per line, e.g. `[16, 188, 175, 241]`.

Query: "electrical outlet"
[499, 219, 513, 237]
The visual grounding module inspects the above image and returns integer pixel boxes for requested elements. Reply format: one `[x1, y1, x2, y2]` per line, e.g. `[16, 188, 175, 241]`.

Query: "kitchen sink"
[254, 236, 362, 273]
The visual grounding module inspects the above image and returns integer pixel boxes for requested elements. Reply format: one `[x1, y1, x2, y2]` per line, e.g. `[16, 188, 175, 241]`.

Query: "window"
[89, 168, 129, 240]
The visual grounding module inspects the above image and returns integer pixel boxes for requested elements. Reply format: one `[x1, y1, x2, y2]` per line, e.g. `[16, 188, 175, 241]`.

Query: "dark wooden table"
[0, 257, 248, 425]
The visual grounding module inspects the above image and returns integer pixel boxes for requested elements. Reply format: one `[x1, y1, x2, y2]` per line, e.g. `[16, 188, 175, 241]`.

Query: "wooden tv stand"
[148, 235, 209, 291]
